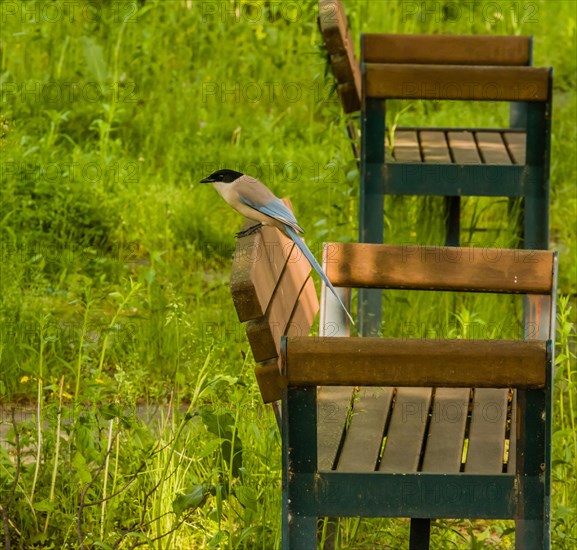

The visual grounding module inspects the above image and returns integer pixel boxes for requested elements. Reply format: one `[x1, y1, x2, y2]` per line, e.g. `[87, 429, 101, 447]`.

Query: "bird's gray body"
[210, 175, 303, 235]
[201, 169, 353, 324]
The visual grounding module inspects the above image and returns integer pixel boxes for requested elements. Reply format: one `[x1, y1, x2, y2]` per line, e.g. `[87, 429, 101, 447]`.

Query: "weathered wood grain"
[283, 338, 547, 389]
[323, 243, 554, 294]
[363, 34, 531, 66]
[366, 64, 549, 101]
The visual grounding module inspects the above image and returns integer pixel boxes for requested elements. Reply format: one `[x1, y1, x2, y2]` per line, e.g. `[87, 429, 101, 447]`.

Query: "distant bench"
[318, 0, 552, 254]
[230, 203, 557, 549]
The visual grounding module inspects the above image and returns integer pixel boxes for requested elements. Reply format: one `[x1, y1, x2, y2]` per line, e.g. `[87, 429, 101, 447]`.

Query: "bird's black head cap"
[200, 169, 244, 184]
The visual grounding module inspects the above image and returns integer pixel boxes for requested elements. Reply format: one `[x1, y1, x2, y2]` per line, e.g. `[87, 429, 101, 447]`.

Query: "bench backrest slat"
[365, 64, 550, 101]
[246, 257, 314, 362]
[230, 199, 320, 372]
[230, 226, 283, 321]
[362, 34, 532, 65]
[318, 0, 361, 112]
[323, 243, 554, 294]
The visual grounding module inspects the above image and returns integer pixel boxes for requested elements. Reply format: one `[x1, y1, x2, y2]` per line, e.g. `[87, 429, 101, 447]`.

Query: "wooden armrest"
[282, 337, 548, 389]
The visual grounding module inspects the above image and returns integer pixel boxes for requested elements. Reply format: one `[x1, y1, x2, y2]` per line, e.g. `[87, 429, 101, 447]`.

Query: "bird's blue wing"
[284, 226, 354, 325]
[239, 196, 304, 233]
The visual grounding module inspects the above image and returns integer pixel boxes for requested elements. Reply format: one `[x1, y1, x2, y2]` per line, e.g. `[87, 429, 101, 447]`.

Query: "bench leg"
[445, 196, 460, 246]
[524, 194, 548, 250]
[282, 512, 317, 549]
[359, 96, 385, 336]
[282, 386, 318, 549]
[515, 380, 551, 549]
[523, 100, 549, 250]
[409, 518, 430, 550]
[516, 518, 549, 550]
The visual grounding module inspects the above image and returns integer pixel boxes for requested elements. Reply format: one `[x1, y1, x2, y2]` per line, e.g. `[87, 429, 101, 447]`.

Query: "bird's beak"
[200, 177, 213, 183]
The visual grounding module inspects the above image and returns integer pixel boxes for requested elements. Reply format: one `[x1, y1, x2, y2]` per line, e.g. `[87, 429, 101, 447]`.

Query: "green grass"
[0, 0, 576, 547]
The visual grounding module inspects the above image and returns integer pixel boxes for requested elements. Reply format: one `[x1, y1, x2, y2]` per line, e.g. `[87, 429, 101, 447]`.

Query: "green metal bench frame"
[281, 243, 557, 549]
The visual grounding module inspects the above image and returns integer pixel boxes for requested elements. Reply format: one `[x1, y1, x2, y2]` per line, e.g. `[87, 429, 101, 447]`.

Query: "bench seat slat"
[447, 131, 482, 164]
[318, 386, 356, 470]
[422, 388, 471, 473]
[391, 130, 421, 162]
[465, 388, 510, 473]
[476, 131, 512, 164]
[503, 132, 527, 164]
[420, 131, 451, 163]
[336, 387, 394, 472]
[379, 388, 432, 472]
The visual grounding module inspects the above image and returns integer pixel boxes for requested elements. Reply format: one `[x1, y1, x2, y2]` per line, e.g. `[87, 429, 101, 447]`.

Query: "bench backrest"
[282, 242, 556, 392]
[323, 242, 557, 341]
[230, 200, 319, 402]
[364, 63, 550, 102]
[324, 243, 554, 294]
[318, 0, 361, 112]
[319, 1, 546, 107]
[362, 34, 532, 65]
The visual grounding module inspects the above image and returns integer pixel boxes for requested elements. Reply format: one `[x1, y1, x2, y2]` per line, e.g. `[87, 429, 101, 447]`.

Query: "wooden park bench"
[230, 207, 557, 549]
[318, 0, 552, 252]
[318, 0, 553, 344]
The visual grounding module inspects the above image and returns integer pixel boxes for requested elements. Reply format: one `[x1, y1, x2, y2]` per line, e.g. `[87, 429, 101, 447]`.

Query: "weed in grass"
[552, 295, 577, 546]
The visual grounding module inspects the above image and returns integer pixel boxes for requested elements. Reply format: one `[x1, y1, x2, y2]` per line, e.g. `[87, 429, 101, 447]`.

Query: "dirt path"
[0, 403, 191, 449]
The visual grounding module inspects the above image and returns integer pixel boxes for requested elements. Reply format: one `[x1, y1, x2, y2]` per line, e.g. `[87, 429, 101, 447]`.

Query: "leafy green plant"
[552, 295, 577, 546]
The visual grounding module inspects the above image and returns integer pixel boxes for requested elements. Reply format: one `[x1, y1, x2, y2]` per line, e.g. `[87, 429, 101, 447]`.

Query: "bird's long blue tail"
[285, 226, 354, 326]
